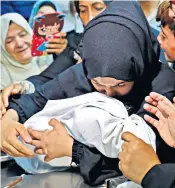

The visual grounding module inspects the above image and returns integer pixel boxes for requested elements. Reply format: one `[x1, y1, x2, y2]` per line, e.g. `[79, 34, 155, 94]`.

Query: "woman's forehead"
[93, 77, 123, 84]
[6, 23, 26, 37]
[79, 0, 105, 5]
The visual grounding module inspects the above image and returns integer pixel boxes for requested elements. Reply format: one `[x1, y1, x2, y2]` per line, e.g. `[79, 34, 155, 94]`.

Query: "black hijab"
[82, 1, 160, 82]
[78, 0, 161, 112]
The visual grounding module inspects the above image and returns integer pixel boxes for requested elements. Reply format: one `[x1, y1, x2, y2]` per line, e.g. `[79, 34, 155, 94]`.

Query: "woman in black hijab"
[2, 0, 175, 186]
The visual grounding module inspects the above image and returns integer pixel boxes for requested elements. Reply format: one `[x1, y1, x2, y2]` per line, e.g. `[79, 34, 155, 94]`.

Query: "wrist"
[140, 161, 161, 184]
[141, 164, 162, 187]
[5, 109, 19, 122]
[67, 136, 73, 157]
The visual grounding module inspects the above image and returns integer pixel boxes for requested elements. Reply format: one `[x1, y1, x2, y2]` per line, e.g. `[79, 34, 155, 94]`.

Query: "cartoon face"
[38, 22, 60, 37]
[33, 13, 64, 39]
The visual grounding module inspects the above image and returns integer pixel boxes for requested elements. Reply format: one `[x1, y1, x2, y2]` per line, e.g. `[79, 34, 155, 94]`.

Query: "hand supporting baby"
[28, 119, 73, 161]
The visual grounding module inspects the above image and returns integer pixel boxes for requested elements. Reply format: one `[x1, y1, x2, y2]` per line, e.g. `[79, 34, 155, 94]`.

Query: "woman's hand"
[1, 109, 34, 157]
[144, 92, 175, 148]
[29, 119, 73, 161]
[46, 32, 68, 54]
[0, 83, 24, 119]
[119, 132, 161, 185]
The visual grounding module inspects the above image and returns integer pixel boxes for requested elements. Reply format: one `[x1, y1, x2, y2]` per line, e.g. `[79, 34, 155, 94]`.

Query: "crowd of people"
[1, 0, 175, 188]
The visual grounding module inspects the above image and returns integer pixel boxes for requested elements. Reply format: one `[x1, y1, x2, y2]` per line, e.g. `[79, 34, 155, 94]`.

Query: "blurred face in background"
[36, 5, 56, 17]
[169, 3, 175, 18]
[79, 0, 106, 26]
[5, 23, 32, 64]
[157, 25, 175, 62]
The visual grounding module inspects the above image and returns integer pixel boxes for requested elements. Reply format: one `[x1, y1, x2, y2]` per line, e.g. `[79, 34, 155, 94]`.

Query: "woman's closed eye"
[112, 82, 126, 88]
[6, 38, 13, 44]
[94, 5, 105, 11]
[80, 7, 87, 13]
[19, 31, 27, 37]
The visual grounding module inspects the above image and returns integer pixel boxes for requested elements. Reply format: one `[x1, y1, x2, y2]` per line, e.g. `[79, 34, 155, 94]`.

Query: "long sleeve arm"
[27, 48, 76, 87]
[142, 164, 175, 188]
[8, 63, 93, 123]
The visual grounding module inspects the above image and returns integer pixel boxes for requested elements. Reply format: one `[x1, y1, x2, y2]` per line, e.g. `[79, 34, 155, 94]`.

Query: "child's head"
[33, 13, 64, 38]
[157, 16, 175, 61]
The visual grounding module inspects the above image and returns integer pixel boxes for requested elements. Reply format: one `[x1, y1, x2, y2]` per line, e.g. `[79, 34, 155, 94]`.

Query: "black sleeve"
[142, 164, 175, 188]
[66, 31, 83, 57]
[27, 48, 76, 87]
[8, 63, 93, 123]
[137, 64, 175, 119]
[72, 140, 121, 186]
[136, 64, 175, 164]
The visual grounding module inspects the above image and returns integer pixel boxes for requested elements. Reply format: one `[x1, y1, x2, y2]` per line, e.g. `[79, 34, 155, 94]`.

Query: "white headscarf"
[0, 13, 53, 90]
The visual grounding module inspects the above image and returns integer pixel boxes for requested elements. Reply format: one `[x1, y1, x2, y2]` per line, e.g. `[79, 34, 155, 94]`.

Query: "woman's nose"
[157, 34, 162, 45]
[88, 9, 94, 23]
[15, 37, 24, 47]
[105, 87, 113, 97]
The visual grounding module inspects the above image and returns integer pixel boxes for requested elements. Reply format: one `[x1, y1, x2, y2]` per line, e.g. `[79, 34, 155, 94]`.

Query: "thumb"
[17, 125, 32, 143]
[122, 132, 139, 142]
[49, 118, 63, 129]
[59, 32, 67, 38]
[11, 84, 24, 94]
[158, 101, 175, 117]
[44, 155, 52, 162]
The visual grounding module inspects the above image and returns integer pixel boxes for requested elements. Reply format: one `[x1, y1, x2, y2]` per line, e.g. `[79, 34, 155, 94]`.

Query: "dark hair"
[33, 13, 64, 37]
[9, 20, 13, 25]
[161, 16, 175, 36]
[156, 1, 170, 21]
[74, 1, 80, 15]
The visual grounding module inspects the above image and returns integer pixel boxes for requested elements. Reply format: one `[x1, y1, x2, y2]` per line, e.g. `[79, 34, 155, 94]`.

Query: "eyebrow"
[92, 2, 105, 6]
[161, 26, 167, 37]
[79, 2, 104, 7]
[79, 5, 87, 8]
[93, 78, 126, 86]
[6, 30, 26, 40]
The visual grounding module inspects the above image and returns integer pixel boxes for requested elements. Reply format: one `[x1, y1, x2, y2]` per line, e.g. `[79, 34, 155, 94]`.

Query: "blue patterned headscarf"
[29, 0, 61, 28]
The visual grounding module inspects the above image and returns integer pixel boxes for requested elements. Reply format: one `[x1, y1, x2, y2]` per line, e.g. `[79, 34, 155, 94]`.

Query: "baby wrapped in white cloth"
[14, 92, 156, 175]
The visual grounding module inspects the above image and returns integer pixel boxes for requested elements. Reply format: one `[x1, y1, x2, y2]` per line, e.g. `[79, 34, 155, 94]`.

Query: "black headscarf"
[74, 0, 112, 15]
[82, 1, 160, 83]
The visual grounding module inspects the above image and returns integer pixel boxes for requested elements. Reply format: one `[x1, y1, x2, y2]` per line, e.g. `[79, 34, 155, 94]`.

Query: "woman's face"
[5, 23, 32, 64]
[79, 0, 107, 26]
[36, 5, 56, 17]
[91, 77, 135, 97]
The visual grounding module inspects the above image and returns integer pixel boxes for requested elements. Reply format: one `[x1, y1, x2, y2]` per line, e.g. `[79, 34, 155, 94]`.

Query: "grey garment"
[1, 171, 94, 188]
[106, 176, 128, 188]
